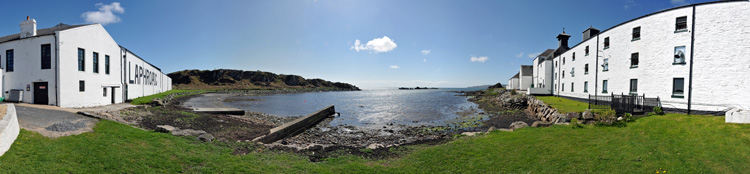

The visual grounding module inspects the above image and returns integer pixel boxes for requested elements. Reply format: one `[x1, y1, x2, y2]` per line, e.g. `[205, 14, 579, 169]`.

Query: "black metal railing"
[588, 93, 661, 114]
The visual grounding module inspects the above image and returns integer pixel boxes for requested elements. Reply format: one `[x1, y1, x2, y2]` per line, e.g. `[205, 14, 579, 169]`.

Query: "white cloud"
[423, 58, 427, 62]
[421, 50, 431, 55]
[81, 2, 125, 25]
[350, 36, 398, 53]
[527, 52, 541, 58]
[670, 0, 690, 6]
[389, 65, 400, 69]
[624, 0, 637, 9]
[470, 56, 488, 63]
[516, 52, 524, 58]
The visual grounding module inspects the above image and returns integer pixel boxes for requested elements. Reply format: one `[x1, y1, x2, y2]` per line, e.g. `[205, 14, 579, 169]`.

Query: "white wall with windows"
[0, 35, 57, 105]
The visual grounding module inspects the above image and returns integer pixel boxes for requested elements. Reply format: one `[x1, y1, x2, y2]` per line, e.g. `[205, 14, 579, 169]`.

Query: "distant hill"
[466, 85, 492, 89]
[168, 69, 360, 91]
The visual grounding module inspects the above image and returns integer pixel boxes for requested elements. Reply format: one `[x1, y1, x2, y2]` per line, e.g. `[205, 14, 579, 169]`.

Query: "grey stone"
[487, 126, 497, 132]
[155, 125, 178, 133]
[509, 121, 529, 130]
[367, 143, 384, 150]
[531, 121, 552, 127]
[172, 129, 207, 136]
[197, 133, 215, 142]
[567, 112, 581, 119]
[461, 132, 482, 136]
[582, 110, 594, 120]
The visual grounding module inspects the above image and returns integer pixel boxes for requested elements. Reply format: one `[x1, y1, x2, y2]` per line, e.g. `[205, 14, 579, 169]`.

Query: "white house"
[518, 0, 750, 114]
[507, 73, 519, 90]
[0, 17, 171, 108]
[528, 49, 555, 95]
[518, 65, 533, 91]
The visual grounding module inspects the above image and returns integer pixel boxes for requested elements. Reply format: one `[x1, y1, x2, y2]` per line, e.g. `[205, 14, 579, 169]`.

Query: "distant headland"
[398, 87, 438, 90]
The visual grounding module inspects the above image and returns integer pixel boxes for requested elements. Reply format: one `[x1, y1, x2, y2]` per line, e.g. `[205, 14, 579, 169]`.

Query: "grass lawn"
[535, 96, 591, 113]
[130, 89, 205, 105]
[2, 114, 750, 173]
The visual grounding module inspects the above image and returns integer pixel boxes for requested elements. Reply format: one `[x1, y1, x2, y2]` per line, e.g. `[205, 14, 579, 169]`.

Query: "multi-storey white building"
[0, 17, 171, 108]
[519, 0, 750, 114]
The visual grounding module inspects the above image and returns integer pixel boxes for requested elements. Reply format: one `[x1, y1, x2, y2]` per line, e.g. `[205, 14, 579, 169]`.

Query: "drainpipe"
[687, 5, 697, 114]
[595, 34, 599, 102]
[54, 32, 59, 106]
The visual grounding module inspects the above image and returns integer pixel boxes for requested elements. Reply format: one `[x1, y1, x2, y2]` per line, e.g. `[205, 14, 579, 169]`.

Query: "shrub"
[571, 118, 583, 128]
[653, 107, 664, 115]
[622, 113, 633, 122]
[594, 109, 617, 125]
[510, 90, 517, 95]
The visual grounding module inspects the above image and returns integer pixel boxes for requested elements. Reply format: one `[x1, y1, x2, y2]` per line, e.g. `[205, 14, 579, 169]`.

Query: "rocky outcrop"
[526, 96, 598, 124]
[168, 69, 360, 91]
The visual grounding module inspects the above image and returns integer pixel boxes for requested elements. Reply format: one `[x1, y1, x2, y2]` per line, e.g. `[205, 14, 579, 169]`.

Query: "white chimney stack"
[20, 16, 37, 39]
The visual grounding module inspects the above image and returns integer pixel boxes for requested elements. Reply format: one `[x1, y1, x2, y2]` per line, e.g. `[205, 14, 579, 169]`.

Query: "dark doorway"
[111, 87, 116, 104]
[33, 82, 49, 105]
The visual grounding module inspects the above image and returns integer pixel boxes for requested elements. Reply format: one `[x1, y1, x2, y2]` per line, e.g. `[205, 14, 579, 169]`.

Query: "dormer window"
[632, 27, 641, 41]
[676, 16, 688, 32]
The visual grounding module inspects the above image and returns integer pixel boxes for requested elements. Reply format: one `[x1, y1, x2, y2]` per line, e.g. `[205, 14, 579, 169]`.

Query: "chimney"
[583, 26, 600, 41]
[20, 16, 37, 39]
[556, 28, 571, 49]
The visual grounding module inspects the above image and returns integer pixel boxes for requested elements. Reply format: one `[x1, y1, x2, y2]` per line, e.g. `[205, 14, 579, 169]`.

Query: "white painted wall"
[544, 1, 750, 112]
[123, 50, 169, 100]
[0, 104, 18, 157]
[0, 35, 57, 105]
[57, 24, 123, 108]
[508, 78, 519, 90]
[520, 76, 532, 91]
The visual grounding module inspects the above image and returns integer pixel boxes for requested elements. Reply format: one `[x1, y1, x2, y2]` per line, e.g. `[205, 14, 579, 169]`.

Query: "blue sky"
[0, 0, 709, 88]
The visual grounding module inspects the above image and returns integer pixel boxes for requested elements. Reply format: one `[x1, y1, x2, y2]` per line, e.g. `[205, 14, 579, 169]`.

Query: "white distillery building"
[0, 17, 172, 108]
[518, 0, 750, 114]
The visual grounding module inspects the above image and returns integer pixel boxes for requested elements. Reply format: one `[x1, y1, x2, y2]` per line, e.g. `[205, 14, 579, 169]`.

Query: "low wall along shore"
[0, 104, 19, 157]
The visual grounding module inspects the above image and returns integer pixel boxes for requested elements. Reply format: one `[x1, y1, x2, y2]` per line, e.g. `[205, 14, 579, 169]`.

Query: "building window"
[604, 37, 610, 49]
[563, 57, 565, 65]
[676, 16, 688, 32]
[630, 79, 638, 94]
[78, 48, 85, 71]
[562, 70, 565, 78]
[562, 83, 565, 92]
[632, 26, 641, 41]
[585, 46, 589, 56]
[572, 52, 576, 61]
[674, 46, 686, 64]
[631, 53, 639, 68]
[105, 55, 110, 74]
[584, 64, 589, 74]
[103, 88, 107, 97]
[673, 78, 684, 98]
[571, 82, 574, 92]
[584, 81, 588, 93]
[602, 58, 609, 71]
[79, 80, 85, 92]
[571, 68, 575, 77]
[6, 49, 13, 72]
[41, 44, 51, 69]
[602, 80, 608, 93]
[93, 52, 99, 73]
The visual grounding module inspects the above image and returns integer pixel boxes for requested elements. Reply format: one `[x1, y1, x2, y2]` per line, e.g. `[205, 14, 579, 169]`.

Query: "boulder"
[367, 143, 384, 150]
[155, 125, 178, 133]
[582, 110, 595, 120]
[567, 112, 581, 120]
[509, 121, 529, 130]
[197, 133, 215, 142]
[461, 132, 482, 136]
[531, 121, 552, 127]
[172, 129, 207, 136]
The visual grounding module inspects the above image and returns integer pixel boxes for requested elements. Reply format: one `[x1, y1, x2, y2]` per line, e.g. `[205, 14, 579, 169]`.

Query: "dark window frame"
[602, 80, 608, 93]
[103, 88, 107, 97]
[571, 82, 574, 92]
[79, 80, 85, 92]
[672, 78, 685, 98]
[630, 79, 638, 94]
[6, 49, 13, 72]
[632, 26, 641, 41]
[584, 64, 589, 74]
[674, 46, 687, 64]
[105, 55, 110, 74]
[604, 37, 610, 49]
[93, 52, 99, 73]
[78, 48, 85, 71]
[41, 44, 51, 69]
[631, 52, 639, 68]
[585, 46, 590, 56]
[584, 81, 589, 93]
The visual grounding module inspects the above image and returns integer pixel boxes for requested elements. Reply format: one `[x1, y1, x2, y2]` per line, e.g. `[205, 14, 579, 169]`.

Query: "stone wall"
[526, 96, 596, 124]
[0, 104, 19, 157]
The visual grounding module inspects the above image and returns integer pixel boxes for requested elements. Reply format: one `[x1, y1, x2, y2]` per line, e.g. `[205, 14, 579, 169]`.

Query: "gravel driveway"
[15, 104, 98, 138]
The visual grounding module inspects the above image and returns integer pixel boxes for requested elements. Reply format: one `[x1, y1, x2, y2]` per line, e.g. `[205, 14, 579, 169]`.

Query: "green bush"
[571, 118, 583, 129]
[510, 90, 517, 95]
[622, 113, 633, 122]
[653, 107, 665, 115]
[594, 109, 617, 125]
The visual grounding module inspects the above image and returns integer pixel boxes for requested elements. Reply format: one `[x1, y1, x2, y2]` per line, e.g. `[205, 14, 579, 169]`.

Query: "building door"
[111, 87, 116, 104]
[33, 82, 49, 105]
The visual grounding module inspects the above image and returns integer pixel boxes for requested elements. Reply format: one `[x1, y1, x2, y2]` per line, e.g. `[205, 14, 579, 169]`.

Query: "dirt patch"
[0, 104, 6, 120]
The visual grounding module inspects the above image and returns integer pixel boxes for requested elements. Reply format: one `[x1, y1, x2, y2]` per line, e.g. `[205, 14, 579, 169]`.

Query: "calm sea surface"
[222, 88, 485, 127]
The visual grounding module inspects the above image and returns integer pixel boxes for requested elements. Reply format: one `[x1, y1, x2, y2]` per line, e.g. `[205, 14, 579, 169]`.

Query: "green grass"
[3, 114, 750, 173]
[130, 89, 204, 105]
[535, 96, 591, 113]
